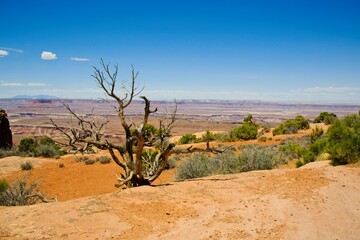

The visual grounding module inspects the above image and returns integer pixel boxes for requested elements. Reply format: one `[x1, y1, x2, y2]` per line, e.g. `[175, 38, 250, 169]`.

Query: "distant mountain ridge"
[12, 95, 59, 99]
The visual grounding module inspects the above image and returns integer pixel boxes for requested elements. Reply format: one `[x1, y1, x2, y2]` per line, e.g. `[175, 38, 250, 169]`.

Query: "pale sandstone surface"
[0, 161, 359, 240]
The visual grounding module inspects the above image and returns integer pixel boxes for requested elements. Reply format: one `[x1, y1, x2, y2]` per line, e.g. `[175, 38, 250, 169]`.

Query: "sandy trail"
[0, 161, 359, 240]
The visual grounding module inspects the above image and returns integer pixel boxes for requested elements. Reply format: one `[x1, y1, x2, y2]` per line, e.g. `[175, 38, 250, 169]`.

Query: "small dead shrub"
[96, 156, 111, 164]
[75, 156, 90, 162]
[20, 161, 33, 171]
[84, 159, 96, 165]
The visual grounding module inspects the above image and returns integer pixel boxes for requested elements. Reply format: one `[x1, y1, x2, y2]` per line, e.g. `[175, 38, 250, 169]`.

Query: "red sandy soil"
[0, 153, 174, 202]
[1, 124, 325, 202]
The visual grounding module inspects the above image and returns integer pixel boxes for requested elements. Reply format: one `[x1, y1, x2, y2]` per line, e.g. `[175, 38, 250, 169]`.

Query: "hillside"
[0, 161, 359, 239]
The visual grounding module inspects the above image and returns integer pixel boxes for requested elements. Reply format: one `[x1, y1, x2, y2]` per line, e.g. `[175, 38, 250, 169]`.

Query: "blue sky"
[1, 0, 360, 103]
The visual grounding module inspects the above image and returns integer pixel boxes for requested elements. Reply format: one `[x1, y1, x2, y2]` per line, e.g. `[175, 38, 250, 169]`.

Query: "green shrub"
[309, 126, 324, 143]
[230, 123, 258, 140]
[18, 136, 65, 158]
[295, 160, 304, 168]
[18, 138, 37, 152]
[0, 177, 39, 206]
[166, 157, 178, 169]
[175, 154, 218, 181]
[314, 112, 337, 124]
[309, 138, 327, 156]
[38, 136, 55, 146]
[96, 156, 111, 164]
[273, 115, 309, 136]
[326, 115, 360, 165]
[201, 130, 216, 142]
[343, 113, 360, 128]
[141, 149, 159, 161]
[178, 133, 197, 144]
[301, 149, 316, 164]
[0, 148, 21, 158]
[279, 141, 304, 161]
[34, 144, 58, 158]
[238, 144, 280, 171]
[0, 179, 9, 193]
[213, 132, 231, 142]
[20, 161, 33, 170]
[230, 115, 259, 141]
[276, 136, 314, 164]
[243, 114, 254, 124]
[258, 136, 267, 142]
[131, 124, 159, 144]
[142, 124, 158, 142]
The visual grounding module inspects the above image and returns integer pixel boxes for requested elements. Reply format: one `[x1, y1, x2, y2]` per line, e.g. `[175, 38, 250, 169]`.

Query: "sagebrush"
[176, 144, 283, 181]
[0, 177, 39, 206]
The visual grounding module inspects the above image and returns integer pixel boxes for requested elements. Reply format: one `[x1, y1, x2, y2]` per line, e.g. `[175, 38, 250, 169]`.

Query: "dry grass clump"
[20, 161, 33, 171]
[95, 156, 111, 164]
[176, 144, 283, 181]
[0, 177, 39, 206]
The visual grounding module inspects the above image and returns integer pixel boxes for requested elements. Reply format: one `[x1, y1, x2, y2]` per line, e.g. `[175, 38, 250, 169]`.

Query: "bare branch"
[172, 143, 229, 155]
[115, 171, 134, 188]
[26, 192, 58, 203]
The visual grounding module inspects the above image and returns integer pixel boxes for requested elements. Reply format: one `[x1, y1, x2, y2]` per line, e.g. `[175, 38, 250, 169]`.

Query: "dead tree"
[51, 60, 224, 188]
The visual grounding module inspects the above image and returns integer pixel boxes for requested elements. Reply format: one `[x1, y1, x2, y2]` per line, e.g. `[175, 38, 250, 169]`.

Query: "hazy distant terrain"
[1, 98, 359, 144]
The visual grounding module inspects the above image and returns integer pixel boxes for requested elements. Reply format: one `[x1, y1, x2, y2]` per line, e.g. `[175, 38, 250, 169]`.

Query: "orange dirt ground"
[1, 124, 328, 202]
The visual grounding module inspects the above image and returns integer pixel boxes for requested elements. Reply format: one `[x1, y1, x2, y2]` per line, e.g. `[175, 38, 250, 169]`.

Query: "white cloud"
[41, 51, 57, 60]
[0, 47, 23, 53]
[0, 83, 22, 87]
[0, 50, 9, 57]
[0, 82, 46, 87]
[27, 83, 47, 87]
[70, 57, 90, 62]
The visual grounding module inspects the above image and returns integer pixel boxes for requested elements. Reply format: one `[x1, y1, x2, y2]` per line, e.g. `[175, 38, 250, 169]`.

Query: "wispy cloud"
[0, 82, 46, 87]
[282, 86, 360, 103]
[70, 57, 90, 62]
[0, 50, 9, 57]
[292, 86, 360, 94]
[0, 47, 23, 53]
[41, 51, 57, 60]
[27, 83, 47, 87]
[143, 89, 264, 100]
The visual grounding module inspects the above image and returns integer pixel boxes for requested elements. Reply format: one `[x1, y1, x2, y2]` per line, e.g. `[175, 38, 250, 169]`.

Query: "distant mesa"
[12, 95, 59, 100]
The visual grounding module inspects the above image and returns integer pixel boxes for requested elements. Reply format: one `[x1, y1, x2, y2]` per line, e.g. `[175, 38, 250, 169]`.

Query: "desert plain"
[0, 98, 359, 239]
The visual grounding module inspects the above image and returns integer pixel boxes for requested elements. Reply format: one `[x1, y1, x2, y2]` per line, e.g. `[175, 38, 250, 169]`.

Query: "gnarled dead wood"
[51, 60, 227, 188]
[26, 192, 58, 203]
